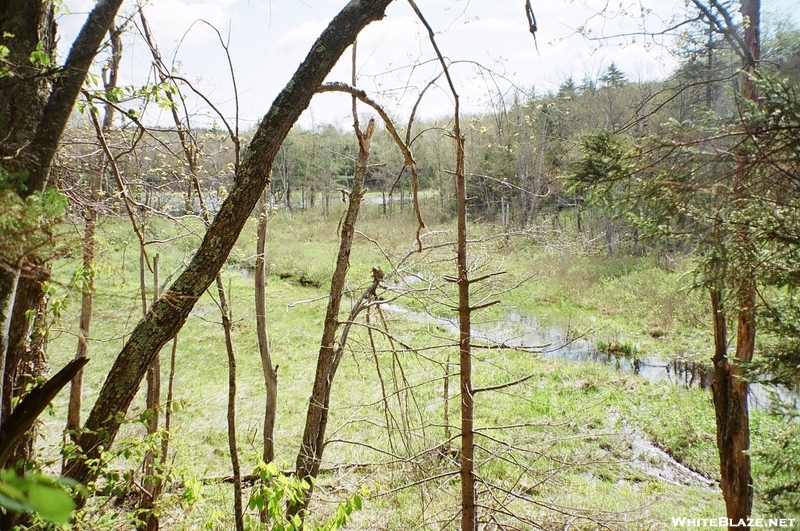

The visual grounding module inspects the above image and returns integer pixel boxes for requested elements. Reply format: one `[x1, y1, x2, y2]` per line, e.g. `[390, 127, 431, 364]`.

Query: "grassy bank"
[39, 204, 787, 528]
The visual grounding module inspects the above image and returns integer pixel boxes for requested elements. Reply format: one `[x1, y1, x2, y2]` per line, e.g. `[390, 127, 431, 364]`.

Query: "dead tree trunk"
[406, 2, 476, 527]
[711, 283, 755, 526]
[291, 103, 375, 517]
[455, 114, 476, 531]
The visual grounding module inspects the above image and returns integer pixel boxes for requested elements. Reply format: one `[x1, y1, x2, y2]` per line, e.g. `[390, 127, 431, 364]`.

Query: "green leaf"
[0, 485, 30, 514]
[27, 482, 75, 523]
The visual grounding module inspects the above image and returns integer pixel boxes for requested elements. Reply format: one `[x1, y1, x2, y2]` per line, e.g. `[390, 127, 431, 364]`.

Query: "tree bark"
[20, 0, 125, 198]
[0, 0, 56, 174]
[2, 267, 51, 444]
[64, 0, 393, 488]
[0, 0, 56, 423]
[0, 267, 52, 529]
[0, 0, 124, 459]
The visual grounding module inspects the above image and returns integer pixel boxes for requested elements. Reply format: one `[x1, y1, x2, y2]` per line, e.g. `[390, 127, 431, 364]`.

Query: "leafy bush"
[0, 469, 80, 525]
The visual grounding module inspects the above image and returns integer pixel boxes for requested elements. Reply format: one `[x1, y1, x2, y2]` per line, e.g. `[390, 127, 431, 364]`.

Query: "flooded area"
[382, 302, 722, 487]
[381, 303, 796, 411]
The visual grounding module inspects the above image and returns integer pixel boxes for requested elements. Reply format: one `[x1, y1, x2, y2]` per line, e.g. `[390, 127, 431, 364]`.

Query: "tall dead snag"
[450, 82, 476, 531]
[406, 1, 471, 528]
[406, 2, 498, 528]
[705, 0, 760, 524]
[65, 0, 393, 490]
[450, 60, 477, 531]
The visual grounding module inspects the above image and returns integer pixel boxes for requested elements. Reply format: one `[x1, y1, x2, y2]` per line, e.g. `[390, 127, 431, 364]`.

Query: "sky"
[57, 0, 799, 130]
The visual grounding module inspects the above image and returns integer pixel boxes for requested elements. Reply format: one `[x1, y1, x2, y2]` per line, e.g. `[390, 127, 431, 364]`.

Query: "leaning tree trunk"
[64, 0, 394, 488]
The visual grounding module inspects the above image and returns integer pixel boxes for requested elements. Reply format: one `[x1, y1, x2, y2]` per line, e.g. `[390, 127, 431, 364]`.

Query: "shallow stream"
[382, 303, 797, 411]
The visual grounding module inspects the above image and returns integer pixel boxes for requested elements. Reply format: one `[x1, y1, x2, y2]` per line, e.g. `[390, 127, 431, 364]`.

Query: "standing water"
[381, 304, 796, 411]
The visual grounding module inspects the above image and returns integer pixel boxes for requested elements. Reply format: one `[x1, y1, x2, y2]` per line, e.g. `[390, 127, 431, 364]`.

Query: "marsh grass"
[38, 207, 783, 528]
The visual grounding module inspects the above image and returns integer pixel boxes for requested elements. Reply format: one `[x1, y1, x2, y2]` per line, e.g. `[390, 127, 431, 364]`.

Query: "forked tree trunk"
[290, 112, 375, 517]
[65, 0, 393, 489]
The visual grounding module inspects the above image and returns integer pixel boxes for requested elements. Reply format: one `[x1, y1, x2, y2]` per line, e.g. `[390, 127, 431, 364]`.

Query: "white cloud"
[143, 0, 242, 50]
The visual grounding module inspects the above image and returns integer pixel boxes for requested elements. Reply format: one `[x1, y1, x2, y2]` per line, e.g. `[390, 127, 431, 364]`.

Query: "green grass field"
[38, 202, 790, 529]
